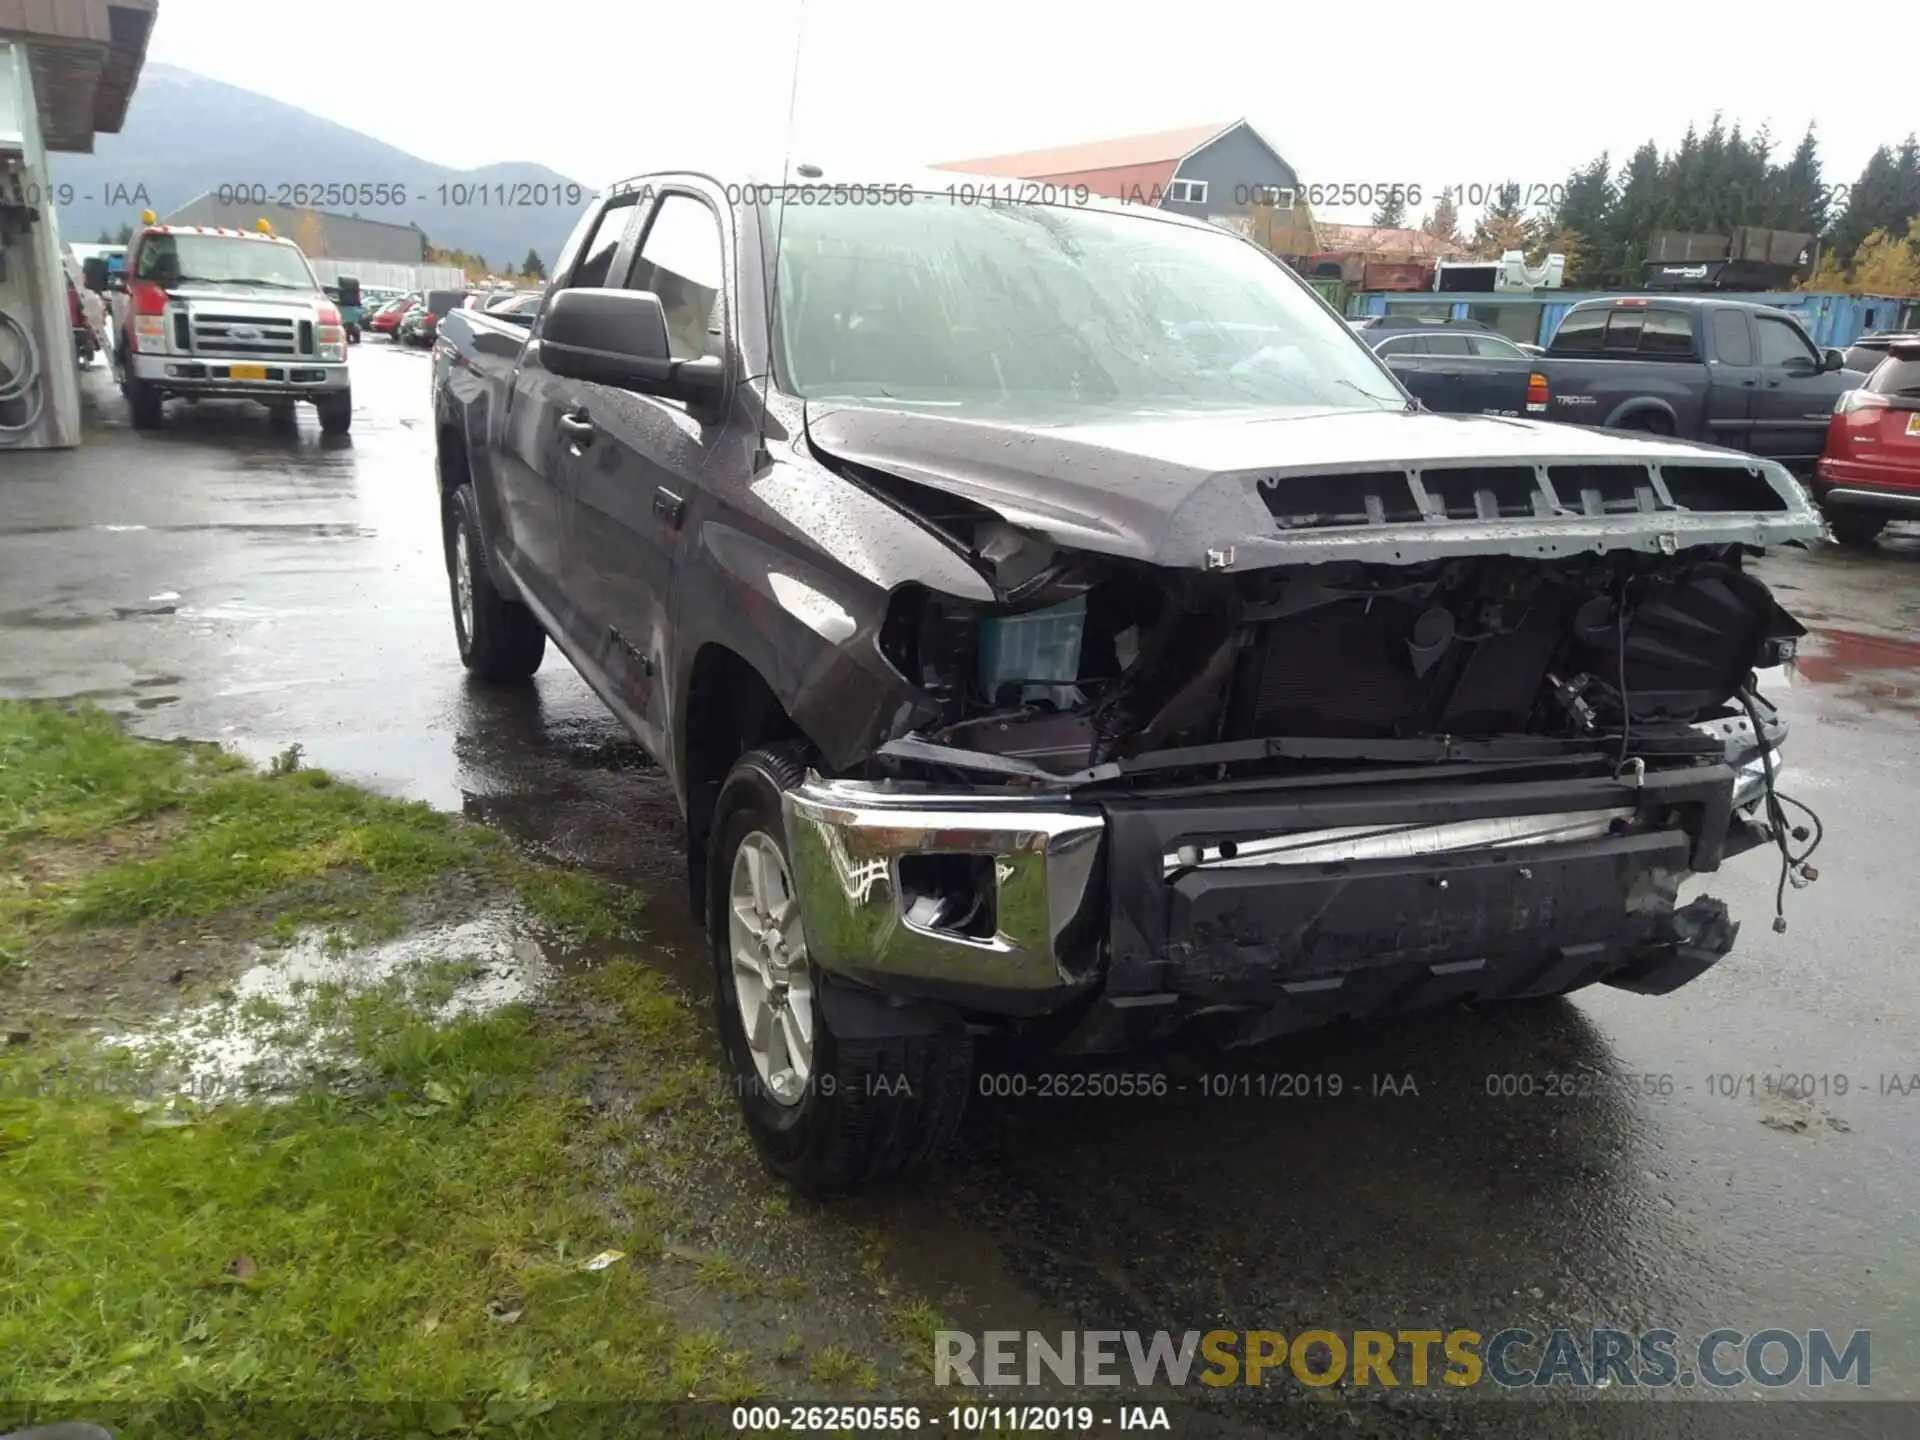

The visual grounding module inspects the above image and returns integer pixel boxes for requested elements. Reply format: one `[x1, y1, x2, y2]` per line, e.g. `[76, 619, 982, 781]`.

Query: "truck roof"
[1568, 294, 1786, 311]
[135, 225, 301, 248]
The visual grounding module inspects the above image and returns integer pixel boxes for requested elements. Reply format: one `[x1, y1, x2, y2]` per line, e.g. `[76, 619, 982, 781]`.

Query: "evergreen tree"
[1831, 146, 1902, 268]
[1421, 189, 1462, 247]
[1370, 191, 1408, 228]
[114, 223, 134, 245]
[1777, 125, 1827, 237]
[1470, 182, 1525, 257]
[96, 230, 112, 244]
[521, 248, 547, 280]
[1553, 153, 1614, 285]
[1600, 141, 1662, 287]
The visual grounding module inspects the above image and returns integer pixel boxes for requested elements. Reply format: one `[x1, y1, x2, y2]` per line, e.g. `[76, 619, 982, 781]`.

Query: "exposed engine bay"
[876, 525, 1805, 783]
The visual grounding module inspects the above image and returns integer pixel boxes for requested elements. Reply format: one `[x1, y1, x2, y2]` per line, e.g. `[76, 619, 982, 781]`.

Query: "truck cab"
[1542, 296, 1860, 469]
[110, 214, 353, 434]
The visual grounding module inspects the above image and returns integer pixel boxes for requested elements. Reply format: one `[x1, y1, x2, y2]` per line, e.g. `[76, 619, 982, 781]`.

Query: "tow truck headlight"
[315, 304, 347, 361]
[132, 314, 168, 353]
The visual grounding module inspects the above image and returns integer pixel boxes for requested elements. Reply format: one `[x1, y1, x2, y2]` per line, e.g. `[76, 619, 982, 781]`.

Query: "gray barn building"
[163, 194, 425, 263]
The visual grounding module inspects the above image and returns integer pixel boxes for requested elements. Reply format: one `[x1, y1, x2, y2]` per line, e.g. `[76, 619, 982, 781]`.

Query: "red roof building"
[935, 119, 1300, 225]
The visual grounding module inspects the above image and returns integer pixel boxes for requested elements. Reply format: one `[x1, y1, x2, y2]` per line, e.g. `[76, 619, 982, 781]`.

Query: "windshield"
[770, 195, 1406, 415]
[134, 234, 316, 290]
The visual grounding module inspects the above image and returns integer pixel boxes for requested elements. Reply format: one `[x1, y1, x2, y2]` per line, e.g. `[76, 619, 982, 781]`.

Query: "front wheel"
[1826, 508, 1888, 546]
[316, 394, 352, 435]
[126, 373, 163, 430]
[707, 746, 974, 1193]
[444, 483, 546, 681]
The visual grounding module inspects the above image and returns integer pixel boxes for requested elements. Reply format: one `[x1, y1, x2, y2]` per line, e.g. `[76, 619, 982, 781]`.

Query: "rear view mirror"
[539, 288, 723, 403]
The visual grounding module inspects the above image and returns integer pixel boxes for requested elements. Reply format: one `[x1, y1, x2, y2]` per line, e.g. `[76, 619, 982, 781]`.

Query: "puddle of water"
[103, 905, 553, 1102]
[1792, 627, 1920, 714]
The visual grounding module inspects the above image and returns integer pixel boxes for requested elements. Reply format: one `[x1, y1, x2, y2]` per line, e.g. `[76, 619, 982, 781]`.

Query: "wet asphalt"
[2, 345, 1916, 1430]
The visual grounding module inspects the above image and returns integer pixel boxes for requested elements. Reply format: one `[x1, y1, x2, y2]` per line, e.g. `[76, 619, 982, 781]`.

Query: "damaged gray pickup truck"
[430, 173, 1819, 1191]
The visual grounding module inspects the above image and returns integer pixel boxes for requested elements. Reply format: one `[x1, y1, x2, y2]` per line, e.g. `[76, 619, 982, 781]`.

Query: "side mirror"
[1822, 347, 1847, 372]
[538, 287, 723, 403]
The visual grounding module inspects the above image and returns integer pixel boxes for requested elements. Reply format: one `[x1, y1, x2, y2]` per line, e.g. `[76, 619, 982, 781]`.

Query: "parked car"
[1813, 339, 1920, 545]
[1359, 297, 1868, 473]
[1356, 318, 1549, 419]
[431, 175, 1818, 1192]
[108, 216, 352, 433]
[321, 280, 366, 343]
[1841, 331, 1920, 377]
[400, 289, 470, 347]
[369, 295, 419, 337]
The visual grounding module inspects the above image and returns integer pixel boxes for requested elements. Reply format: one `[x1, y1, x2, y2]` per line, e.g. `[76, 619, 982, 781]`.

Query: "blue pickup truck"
[1363, 297, 1868, 474]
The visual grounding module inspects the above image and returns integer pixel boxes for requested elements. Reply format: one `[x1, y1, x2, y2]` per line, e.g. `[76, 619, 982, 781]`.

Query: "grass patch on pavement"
[0, 701, 724, 1429]
[0, 701, 936, 1432]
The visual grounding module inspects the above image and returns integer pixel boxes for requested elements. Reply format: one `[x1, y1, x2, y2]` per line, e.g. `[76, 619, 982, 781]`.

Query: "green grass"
[0, 701, 225, 842]
[0, 1009, 693, 1413]
[0, 699, 646, 971]
[0, 701, 936, 1434]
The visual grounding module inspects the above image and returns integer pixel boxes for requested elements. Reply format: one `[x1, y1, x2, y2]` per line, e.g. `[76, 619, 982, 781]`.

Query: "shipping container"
[1351, 289, 1914, 348]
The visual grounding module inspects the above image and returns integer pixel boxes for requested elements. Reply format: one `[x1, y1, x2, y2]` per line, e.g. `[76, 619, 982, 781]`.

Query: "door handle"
[653, 487, 685, 527]
[557, 410, 595, 447]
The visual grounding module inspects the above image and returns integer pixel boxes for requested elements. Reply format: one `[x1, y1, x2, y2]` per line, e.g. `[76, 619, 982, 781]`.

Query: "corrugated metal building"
[164, 193, 426, 264]
[1352, 289, 1917, 349]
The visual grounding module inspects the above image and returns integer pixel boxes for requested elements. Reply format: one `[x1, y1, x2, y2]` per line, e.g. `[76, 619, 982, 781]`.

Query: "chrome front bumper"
[782, 779, 1104, 992]
[130, 352, 350, 394]
[782, 709, 1786, 997]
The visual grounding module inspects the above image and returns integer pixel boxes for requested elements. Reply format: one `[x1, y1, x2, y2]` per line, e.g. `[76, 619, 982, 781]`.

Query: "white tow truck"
[108, 211, 352, 434]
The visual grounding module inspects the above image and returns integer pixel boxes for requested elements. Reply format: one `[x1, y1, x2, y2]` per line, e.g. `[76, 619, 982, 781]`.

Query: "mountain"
[51, 64, 587, 271]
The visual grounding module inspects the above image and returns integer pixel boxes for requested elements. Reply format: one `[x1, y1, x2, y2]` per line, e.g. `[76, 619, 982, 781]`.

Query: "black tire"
[316, 394, 353, 436]
[1826, 508, 1888, 546]
[707, 745, 974, 1194]
[1619, 412, 1673, 437]
[444, 483, 546, 681]
[266, 401, 297, 429]
[126, 373, 163, 430]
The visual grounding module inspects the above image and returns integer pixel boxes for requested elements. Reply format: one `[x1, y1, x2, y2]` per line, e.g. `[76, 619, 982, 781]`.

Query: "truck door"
[558, 189, 732, 763]
[1700, 306, 1757, 454]
[498, 190, 647, 615]
[1750, 311, 1838, 468]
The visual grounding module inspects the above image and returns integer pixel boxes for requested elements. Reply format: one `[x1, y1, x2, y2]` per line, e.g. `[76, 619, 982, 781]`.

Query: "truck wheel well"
[437, 423, 468, 496]
[1611, 407, 1674, 435]
[683, 645, 806, 921]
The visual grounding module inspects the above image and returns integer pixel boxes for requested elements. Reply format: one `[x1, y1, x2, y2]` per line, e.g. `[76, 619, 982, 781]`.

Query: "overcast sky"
[149, 1, 1909, 223]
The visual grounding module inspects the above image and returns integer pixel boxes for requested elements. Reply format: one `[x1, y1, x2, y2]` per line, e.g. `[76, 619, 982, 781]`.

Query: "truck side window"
[1709, 310, 1755, 366]
[1550, 308, 1606, 355]
[1755, 315, 1817, 368]
[1639, 311, 1692, 357]
[626, 194, 725, 362]
[569, 195, 644, 289]
[1603, 311, 1644, 352]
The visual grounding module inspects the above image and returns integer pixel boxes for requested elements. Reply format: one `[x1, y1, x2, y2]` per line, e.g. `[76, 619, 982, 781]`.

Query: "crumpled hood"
[804, 400, 1821, 570]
